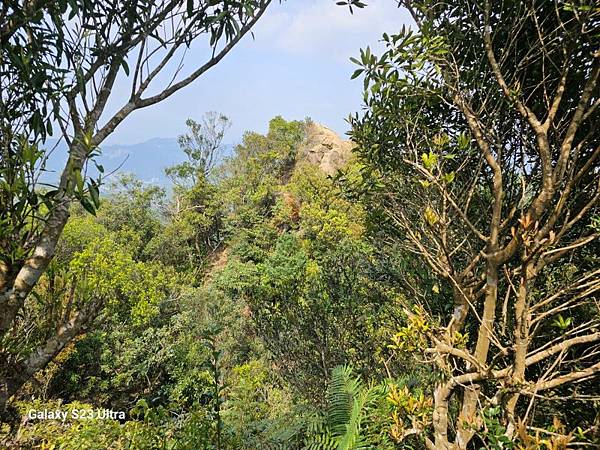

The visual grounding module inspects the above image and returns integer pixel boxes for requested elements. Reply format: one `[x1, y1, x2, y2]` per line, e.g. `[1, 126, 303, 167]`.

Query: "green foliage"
[305, 366, 382, 450]
[0, 139, 46, 264]
[389, 306, 431, 353]
[13, 398, 219, 450]
[16, 114, 405, 448]
[3, 2, 598, 449]
[477, 407, 515, 450]
[1, 0, 75, 140]
[0, 111, 479, 449]
[97, 175, 165, 255]
[167, 112, 231, 188]
[218, 231, 396, 400]
[344, 1, 600, 447]
[0, 137, 105, 270]
[215, 116, 309, 236]
[0, 0, 273, 318]
[68, 235, 169, 324]
[210, 121, 403, 400]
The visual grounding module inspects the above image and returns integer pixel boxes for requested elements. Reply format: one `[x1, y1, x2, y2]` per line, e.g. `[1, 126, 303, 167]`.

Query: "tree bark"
[0, 300, 97, 418]
[455, 261, 499, 448]
[506, 261, 534, 435]
[433, 383, 452, 449]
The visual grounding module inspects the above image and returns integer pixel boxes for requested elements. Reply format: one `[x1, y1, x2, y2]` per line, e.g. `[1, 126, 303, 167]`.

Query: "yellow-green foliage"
[286, 163, 365, 244]
[389, 306, 431, 353]
[14, 399, 122, 449]
[222, 359, 295, 445]
[387, 383, 433, 443]
[54, 216, 175, 325]
[13, 399, 214, 450]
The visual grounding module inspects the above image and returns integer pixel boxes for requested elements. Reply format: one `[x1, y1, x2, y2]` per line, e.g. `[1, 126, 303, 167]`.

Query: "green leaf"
[80, 196, 96, 216]
[350, 69, 364, 80]
[421, 152, 438, 170]
[457, 132, 470, 149]
[443, 172, 455, 184]
[88, 182, 100, 208]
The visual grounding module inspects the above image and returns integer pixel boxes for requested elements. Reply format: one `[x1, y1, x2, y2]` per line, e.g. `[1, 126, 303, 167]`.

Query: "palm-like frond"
[304, 365, 380, 450]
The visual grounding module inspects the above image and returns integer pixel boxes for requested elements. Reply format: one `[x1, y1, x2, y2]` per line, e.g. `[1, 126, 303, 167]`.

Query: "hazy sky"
[101, 0, 412, 145]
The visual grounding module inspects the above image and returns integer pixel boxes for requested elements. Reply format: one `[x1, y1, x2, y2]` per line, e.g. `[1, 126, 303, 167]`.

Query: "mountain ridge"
[38, 123, 352, 187]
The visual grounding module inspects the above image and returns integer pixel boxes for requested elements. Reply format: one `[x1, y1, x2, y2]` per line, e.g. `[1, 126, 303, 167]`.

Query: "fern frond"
[326, 365, 362, 435]
[304, 365, 381, 450]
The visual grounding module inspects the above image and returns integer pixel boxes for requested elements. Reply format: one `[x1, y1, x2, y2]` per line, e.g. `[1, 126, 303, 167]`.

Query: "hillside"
[3, 1, 599, 448]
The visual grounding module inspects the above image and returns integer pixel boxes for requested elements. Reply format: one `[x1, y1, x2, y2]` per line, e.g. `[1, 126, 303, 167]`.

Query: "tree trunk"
[433, 383, 452, 449]
[506, 261, 534, 435]
[0, 300, 96, 417]
[455, 261, 499, 448]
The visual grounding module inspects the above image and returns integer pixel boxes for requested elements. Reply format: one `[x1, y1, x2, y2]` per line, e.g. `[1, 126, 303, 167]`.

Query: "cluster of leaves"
[1, 0, 77, 139]
[0, 140, 53, 267]
[389, 306, 431, 353]
[305, 365, 437, 450]
[11, 398, 217, 450]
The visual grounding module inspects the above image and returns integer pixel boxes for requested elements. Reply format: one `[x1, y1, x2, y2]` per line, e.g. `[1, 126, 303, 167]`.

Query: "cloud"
[254, 0, 412, 62]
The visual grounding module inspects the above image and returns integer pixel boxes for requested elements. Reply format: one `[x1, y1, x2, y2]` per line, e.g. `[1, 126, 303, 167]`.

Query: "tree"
[0, 0, 272, 418]
[156, 113, 231, 272]
[214, 118, 400, 402]
[348, 0, 599, 448]
[167, 112, 232, 188]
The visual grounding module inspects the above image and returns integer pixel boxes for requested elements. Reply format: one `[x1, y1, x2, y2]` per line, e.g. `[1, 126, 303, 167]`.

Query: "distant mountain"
[39, 138, 233, 188]
[37, 123, 352, 189]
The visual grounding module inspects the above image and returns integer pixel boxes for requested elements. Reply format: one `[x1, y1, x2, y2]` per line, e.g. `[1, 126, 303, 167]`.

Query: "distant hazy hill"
[39, 138, 232, 188]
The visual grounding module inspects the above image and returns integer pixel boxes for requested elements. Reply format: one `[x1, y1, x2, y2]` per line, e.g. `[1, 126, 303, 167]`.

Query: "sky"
[100, 0, 412, 146]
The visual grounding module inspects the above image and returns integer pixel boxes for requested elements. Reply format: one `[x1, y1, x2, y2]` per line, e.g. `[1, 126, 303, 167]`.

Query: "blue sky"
[101, 0, 412, 145]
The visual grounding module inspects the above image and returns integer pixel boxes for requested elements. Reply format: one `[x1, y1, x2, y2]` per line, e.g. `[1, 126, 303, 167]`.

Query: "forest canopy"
[1, 0, 599, 449]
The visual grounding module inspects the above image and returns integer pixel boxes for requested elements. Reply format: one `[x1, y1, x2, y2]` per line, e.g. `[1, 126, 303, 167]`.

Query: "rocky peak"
[297, 122, 354, 176]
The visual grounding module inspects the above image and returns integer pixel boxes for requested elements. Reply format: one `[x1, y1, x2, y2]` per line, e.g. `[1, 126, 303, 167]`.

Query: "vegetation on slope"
[1, 1, 599, 449]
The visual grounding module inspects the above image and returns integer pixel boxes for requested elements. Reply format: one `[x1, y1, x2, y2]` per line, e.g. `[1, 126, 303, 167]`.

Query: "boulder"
[297, 122, 354, 175]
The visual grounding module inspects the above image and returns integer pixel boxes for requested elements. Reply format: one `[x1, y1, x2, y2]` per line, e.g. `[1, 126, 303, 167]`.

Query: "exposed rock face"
[297, 122, 354, 175]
